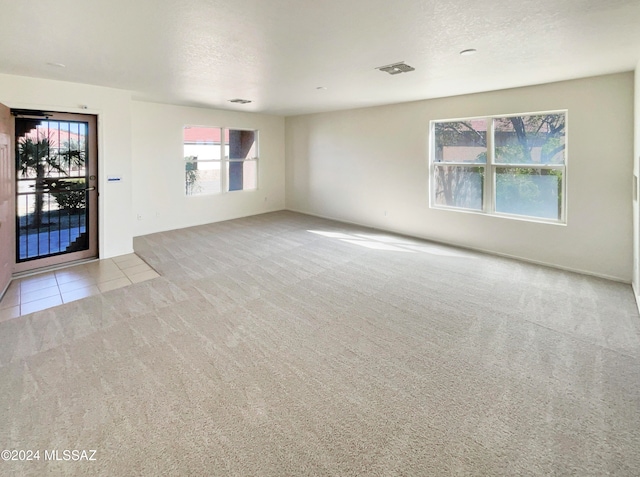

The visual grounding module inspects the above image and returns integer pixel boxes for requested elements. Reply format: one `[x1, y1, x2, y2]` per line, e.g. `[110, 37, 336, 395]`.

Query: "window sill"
[430, 205, 567, 226]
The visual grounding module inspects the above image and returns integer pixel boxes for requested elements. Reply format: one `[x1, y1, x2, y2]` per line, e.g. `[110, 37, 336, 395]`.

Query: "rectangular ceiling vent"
[228, 98, 252, 104]
[376, 62, 415, 75]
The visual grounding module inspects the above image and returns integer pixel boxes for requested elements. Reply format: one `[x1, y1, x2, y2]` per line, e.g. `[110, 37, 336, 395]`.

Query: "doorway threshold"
[12, 257, 99, 279]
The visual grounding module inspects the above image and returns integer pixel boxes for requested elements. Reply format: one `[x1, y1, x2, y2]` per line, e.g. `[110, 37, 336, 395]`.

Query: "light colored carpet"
[1, 211, 639, 476]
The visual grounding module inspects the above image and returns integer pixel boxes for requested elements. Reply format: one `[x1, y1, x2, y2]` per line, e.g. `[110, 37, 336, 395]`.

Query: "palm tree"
[58, 138, 86, 172]
[17, 134, 65, 228]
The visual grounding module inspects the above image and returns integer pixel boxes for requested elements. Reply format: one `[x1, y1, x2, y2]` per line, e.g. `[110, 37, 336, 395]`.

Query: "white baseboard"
[286, 207, 630, 285]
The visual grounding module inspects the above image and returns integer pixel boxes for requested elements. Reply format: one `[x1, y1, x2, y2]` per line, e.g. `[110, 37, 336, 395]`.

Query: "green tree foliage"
[494, 114, 565, 164]
[435, 114, 565, 218]
[49, 178, 86, 211]
[58, 139, 86, 171]
[185, 157, 200, 195]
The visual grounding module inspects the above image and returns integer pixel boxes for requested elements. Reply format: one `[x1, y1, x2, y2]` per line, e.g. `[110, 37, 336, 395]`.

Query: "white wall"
[131, 101, 285, 236]
[0, 74, 134, 259]
[286, 73, 634, 282]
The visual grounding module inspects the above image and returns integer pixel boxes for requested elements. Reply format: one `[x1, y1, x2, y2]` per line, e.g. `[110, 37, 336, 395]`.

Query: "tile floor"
[0, 253, 160, 322]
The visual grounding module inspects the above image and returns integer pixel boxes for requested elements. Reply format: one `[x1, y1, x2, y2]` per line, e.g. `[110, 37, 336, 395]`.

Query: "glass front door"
[14, 111, 98, 272]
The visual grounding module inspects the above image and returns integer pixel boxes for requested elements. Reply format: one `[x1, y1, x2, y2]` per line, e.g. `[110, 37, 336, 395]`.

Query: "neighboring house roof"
[20, 123, 84, 147]
[183, 126, 227, 144]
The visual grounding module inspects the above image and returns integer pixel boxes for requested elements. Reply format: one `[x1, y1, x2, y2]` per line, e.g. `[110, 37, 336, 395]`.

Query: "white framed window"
[183, 126, 258, 196]
[430, 111, 566, 223]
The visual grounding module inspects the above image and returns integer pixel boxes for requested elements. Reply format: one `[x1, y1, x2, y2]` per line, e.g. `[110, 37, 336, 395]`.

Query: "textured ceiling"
[1, 0, 639, 115]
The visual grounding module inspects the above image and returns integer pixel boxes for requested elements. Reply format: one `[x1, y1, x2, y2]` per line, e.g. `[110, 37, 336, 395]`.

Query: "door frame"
[0, 100, 105, 287]
[0, 102, 15, 297]
[12, 109, 100, 274]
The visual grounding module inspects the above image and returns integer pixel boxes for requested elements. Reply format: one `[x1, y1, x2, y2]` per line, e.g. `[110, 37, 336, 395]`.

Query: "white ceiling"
[1, 0, 640, 116]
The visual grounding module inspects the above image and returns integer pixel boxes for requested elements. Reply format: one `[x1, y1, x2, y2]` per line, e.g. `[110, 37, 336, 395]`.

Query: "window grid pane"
[185, 160, 222, 196]
[493, 114, 565, 165]
[434, 120, 487, 164]
[434, 165, 484, 210]
[494, 167, 562, 220]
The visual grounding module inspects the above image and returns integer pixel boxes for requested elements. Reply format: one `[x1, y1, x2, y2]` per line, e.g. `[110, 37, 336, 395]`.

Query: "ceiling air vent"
[228, 98, 252, 104]
[376, 62, 415, 75]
